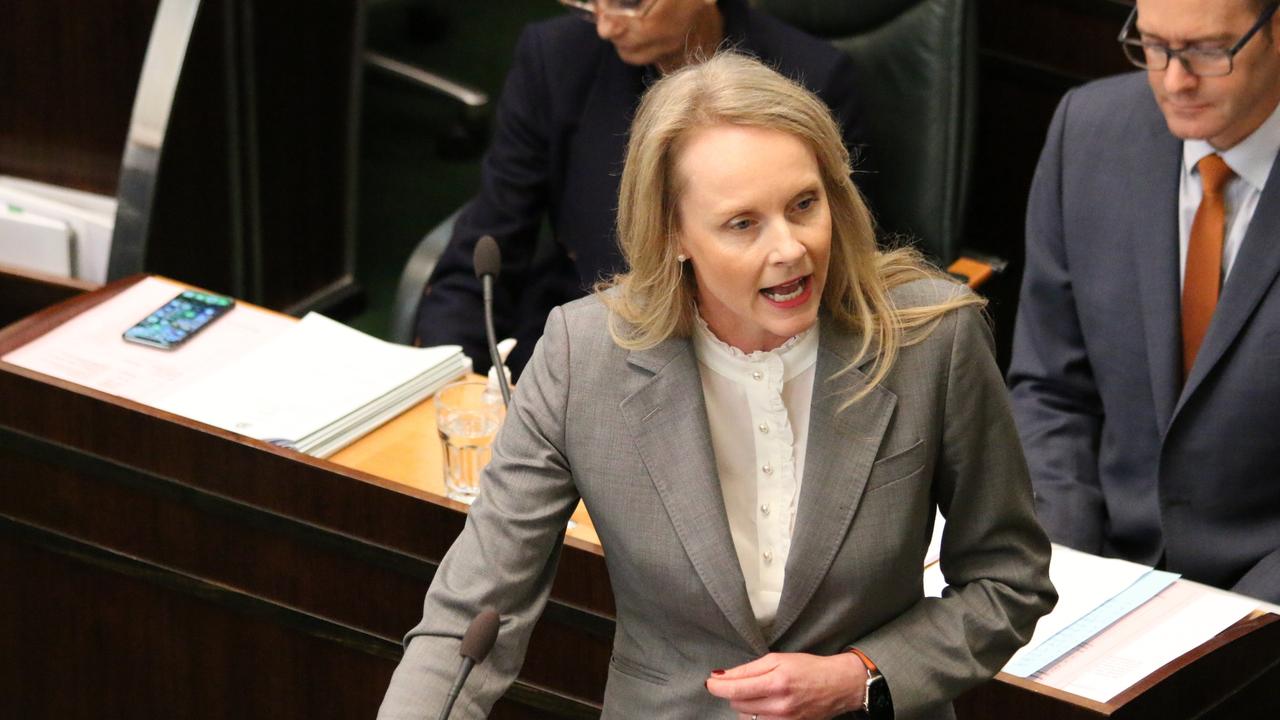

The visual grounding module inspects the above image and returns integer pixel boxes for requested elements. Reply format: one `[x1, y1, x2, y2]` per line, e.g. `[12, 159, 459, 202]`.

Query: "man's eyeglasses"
[1118, 2, 1279, 78]
[558, 0, 660, 22]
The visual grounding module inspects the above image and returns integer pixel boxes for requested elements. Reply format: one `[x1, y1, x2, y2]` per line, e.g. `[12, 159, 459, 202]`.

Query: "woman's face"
[674, 124, 832, 353]
[595, 0, 722, 70]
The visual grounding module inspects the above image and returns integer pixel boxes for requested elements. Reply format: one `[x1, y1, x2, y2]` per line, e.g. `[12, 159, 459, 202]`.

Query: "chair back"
[390, 205, 464, 344]
[756, 0, 976, 263]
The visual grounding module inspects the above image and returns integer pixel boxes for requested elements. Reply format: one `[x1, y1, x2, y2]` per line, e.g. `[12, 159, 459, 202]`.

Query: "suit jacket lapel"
[769, 322, 896, 644]
[1178, 154, 1280, 412]
[620, 338, 769, 654]
[1130, 122, 1184, 437]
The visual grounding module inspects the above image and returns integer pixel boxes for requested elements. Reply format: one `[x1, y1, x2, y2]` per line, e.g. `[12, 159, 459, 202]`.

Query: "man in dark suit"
[412, 0, 865, 377]
[1009, 0, 1280, 602]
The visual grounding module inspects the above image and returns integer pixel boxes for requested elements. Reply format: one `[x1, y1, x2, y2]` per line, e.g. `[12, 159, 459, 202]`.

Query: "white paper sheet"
[1001, 545, 1157, 672]
[2, 277, 290, 406]
[1032, 580, 1256, 702]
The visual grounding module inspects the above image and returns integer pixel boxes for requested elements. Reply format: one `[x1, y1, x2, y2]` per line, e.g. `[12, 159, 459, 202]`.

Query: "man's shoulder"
[1073, 71, 1151, 103]
[1059, 71, 1162, 135]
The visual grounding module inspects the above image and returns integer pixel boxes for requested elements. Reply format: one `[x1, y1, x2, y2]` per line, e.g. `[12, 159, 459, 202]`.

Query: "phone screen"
[122, 290, 236, 350]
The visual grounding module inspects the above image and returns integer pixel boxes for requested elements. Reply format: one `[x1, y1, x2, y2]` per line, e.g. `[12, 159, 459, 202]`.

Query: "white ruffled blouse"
[691, 314, 819, 627]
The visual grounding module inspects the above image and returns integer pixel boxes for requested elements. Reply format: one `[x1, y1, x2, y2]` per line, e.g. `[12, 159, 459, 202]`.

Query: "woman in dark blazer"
[381, 54, 1053, 720]
[413, 0, 866, 378]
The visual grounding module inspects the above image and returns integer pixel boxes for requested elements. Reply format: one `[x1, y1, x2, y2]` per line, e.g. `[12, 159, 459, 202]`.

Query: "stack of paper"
[1030, 579, 1259, 702]
[2, 277, 469, 458]
[1001, 548, 1179, 677]
[154, 313, 469, 456]
[921, 533, 1259, 701]
[927, 544, 1180, 679]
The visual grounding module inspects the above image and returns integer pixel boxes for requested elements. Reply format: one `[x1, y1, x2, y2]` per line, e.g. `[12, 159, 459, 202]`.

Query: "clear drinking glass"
[435, 380, 504, 504]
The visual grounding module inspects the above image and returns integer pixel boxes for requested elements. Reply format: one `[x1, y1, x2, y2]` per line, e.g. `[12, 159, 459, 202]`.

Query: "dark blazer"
[381, 281, 1054, 719]
[413, 0, 866, 377]
[1009, 72, 1280, 602]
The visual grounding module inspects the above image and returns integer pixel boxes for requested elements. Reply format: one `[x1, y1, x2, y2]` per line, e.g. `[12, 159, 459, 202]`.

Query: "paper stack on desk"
[1000, 547, 1180, 677]
[923, 535, 1259, 702]
[2, 277, 469, 457]
[154, 312, 469, 457]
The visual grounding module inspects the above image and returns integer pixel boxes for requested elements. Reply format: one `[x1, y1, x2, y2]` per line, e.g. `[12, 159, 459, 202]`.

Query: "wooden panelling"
[0, 264, 97, 329]
[0, 522, 587, 719]
[0, 1, 160, 195]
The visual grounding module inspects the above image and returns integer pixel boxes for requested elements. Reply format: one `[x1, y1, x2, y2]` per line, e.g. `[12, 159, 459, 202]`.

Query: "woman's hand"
[704, 651, 867, 720]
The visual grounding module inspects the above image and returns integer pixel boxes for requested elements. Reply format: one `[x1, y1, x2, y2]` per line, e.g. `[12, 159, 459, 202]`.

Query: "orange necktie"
[1181, 154, 1233, 380]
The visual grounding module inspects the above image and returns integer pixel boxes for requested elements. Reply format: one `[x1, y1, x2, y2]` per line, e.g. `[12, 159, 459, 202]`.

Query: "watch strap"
[848, 647, 878, 674]
[847, 647, 892, 720]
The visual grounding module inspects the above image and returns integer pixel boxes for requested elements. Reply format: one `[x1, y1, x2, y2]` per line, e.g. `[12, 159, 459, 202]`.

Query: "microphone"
[473, 236, 511, 407]
[437, 608, 501, 720]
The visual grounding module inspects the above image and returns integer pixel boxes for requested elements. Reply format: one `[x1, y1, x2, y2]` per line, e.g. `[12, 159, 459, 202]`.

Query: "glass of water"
[435, 380, 504, 504]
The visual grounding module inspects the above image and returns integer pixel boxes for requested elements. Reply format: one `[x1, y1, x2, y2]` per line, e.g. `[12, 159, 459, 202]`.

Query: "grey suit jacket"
[381, 280, 1054, 719]
[1009, 72, 1280, 602]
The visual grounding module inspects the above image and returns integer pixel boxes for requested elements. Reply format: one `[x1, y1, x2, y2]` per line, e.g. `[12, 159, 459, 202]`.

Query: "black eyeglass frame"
[1117, 2, 1280, 77]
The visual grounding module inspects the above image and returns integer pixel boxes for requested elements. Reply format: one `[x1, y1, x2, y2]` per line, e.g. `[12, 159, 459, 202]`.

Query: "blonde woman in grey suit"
[379, 53, 1055, 720]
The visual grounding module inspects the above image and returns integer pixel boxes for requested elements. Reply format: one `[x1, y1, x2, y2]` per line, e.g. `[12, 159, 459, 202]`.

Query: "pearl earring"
[676, 254, 688, 263]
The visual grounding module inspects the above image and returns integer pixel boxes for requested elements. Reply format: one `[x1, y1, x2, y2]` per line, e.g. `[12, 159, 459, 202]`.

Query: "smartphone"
[122, 290, 235, 350]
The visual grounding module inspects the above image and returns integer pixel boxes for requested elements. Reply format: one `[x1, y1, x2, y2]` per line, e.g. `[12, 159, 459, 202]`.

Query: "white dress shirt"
[1179, 98, 1280, 290]
[692, 314, 819, 628]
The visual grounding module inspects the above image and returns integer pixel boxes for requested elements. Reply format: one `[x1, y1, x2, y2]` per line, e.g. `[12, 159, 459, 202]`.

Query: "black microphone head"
[459, 608, 500, 664]
[473, 236, 502, 279]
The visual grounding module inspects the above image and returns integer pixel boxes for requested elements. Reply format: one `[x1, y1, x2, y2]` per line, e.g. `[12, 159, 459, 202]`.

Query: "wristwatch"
[848, 648, 894, 720]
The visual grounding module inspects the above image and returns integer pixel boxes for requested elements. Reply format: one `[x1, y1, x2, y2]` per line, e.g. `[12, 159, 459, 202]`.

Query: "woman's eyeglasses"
[558, 0, 661, 22]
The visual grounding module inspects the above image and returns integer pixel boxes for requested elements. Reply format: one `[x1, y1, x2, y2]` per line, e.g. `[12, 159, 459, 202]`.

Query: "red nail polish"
[712, 669, 725, 675]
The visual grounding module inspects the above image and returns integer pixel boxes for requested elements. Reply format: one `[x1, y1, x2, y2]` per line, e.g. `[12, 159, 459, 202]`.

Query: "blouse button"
[763, 550, 774, 564]
[762, 464, 773, 475]
[758, 423, 769, 434]
[760, 503, 771, 517]
[751, 371, 763, 381]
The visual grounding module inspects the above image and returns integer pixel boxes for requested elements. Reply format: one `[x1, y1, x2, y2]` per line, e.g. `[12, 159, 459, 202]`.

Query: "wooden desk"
[958, 613, 1280, 719]
[0, 277, 609, 719]
[2, 277, 1277, 719]
[330, 397, 602, 551]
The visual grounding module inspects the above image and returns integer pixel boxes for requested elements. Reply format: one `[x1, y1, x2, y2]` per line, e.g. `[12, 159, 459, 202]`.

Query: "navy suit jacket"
[1009, 72, 1280, 602]
[413, 0, 865, 377]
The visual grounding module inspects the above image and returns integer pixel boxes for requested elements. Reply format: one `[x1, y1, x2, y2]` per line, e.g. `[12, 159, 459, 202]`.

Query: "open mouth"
[760, 275, 813, 308]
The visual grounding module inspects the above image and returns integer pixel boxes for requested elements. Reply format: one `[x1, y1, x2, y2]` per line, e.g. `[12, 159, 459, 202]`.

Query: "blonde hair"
[597, 53, 982, 402]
